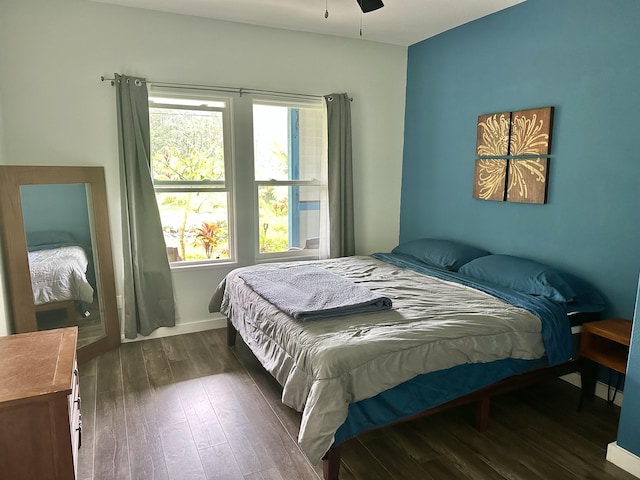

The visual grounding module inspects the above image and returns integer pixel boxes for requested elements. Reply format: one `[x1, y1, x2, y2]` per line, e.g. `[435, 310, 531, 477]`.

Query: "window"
[149, 91, 327, 267]
[149, 94, 233, 265]
[253, 100, 326, 258]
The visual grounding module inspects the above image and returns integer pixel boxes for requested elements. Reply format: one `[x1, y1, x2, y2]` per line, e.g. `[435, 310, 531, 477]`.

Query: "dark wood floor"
[78, 329, 635, 480]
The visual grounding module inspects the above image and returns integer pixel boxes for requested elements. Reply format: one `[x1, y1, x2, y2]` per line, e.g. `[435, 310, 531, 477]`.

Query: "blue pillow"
[459, 254, 604, 306]
[392, 238, 490, 271]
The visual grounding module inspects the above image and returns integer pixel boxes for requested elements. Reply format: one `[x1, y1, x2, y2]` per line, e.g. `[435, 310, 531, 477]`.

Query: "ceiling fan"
[357, 0, 384, 13]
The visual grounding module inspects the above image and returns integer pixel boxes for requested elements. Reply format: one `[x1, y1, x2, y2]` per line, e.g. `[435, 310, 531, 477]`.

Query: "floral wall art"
[473, 106, 553, 203]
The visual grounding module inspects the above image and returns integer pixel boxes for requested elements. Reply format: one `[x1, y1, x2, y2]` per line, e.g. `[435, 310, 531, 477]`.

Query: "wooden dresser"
[0, 327, 80, 480]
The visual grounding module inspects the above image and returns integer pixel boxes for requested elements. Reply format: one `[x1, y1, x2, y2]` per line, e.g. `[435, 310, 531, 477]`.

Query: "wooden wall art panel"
[507, 158, 549, 204]
[474, 106, 553, 204]
[472, 159, 508, 201]
[476, 112, 511, 157]
[509, 107, 553, 156]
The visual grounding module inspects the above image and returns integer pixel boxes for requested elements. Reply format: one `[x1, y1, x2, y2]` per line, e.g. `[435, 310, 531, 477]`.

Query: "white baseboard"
[121, 313, 227, 343]
[607, 442, 640, 478]
[560, 372, 623, 407]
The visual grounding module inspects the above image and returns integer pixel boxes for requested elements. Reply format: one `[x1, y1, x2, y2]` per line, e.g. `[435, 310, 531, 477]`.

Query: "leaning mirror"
[0, 166, 120, 362]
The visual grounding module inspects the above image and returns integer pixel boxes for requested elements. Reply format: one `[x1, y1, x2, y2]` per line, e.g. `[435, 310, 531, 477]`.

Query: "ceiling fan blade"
[357, 0, 384, 13]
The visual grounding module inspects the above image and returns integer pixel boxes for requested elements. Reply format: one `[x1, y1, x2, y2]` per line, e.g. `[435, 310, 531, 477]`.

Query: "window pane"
[150, 107, 225, 183]
[156, 191, 230, 262]
[253, 104, 323, 181]
[258, 185, 320, 253]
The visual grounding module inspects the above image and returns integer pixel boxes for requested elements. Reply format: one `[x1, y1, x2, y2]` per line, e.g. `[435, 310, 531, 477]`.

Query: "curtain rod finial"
[100, 75, 115, 86]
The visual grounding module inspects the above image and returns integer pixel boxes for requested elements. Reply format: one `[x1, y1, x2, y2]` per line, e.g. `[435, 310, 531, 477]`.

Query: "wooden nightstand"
[579, 318, 632, 406]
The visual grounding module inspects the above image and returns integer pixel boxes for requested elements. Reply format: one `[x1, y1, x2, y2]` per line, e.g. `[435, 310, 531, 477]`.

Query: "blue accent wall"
[402, 0, 640, 459]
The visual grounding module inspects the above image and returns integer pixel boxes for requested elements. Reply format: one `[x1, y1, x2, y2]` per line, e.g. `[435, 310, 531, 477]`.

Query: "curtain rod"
[100, 76, 352, 102]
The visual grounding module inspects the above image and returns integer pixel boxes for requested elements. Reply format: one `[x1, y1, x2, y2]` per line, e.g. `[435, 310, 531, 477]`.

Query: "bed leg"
[578, 358, 597, 411]
[322, 446, 342, 480]
[226, 319, 237, 347]
[475, 396, 490, 431]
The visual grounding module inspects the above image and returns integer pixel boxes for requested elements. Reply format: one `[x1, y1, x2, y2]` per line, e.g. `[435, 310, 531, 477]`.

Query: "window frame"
[149, 93, 236, 267]
[251, 97, 326, 261]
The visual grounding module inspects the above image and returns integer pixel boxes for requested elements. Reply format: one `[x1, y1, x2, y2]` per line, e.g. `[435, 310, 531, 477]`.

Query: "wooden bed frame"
[227, 315, 596, 480]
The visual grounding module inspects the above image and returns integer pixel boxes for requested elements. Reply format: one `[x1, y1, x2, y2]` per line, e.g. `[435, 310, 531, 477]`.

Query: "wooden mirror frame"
[0, 165, 120, 362]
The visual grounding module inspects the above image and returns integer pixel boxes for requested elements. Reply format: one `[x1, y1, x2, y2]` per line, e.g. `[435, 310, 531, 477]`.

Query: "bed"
[27, 230, 95, 321]
[209, 238, 604, 479]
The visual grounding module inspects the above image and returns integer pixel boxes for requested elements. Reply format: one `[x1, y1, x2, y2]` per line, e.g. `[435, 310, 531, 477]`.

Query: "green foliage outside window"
[150, 108, 225, 182]
[258, 185, 290, 253]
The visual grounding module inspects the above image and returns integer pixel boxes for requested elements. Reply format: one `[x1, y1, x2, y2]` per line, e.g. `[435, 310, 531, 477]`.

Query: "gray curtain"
[325, 93, 355, 257]
[114, 73, 176, 338]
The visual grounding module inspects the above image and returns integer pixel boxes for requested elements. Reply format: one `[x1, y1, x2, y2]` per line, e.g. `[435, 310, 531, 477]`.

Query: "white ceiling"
[89, 0, 525, 46]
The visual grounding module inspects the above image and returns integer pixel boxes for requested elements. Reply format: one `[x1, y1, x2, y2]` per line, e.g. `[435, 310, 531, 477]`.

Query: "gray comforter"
[213, 256, 545, 464]
[29, 245, 94, 305]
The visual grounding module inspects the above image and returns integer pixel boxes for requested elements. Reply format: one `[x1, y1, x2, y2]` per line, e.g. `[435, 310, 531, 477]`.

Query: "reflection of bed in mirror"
[26, 230, 95, 322]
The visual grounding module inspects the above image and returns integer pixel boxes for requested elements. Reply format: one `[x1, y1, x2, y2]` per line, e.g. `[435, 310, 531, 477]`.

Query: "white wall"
[0, 0, 407, 335]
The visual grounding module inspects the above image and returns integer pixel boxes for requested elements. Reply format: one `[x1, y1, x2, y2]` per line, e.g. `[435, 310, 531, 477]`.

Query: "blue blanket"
[238, 265, 392, 321]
